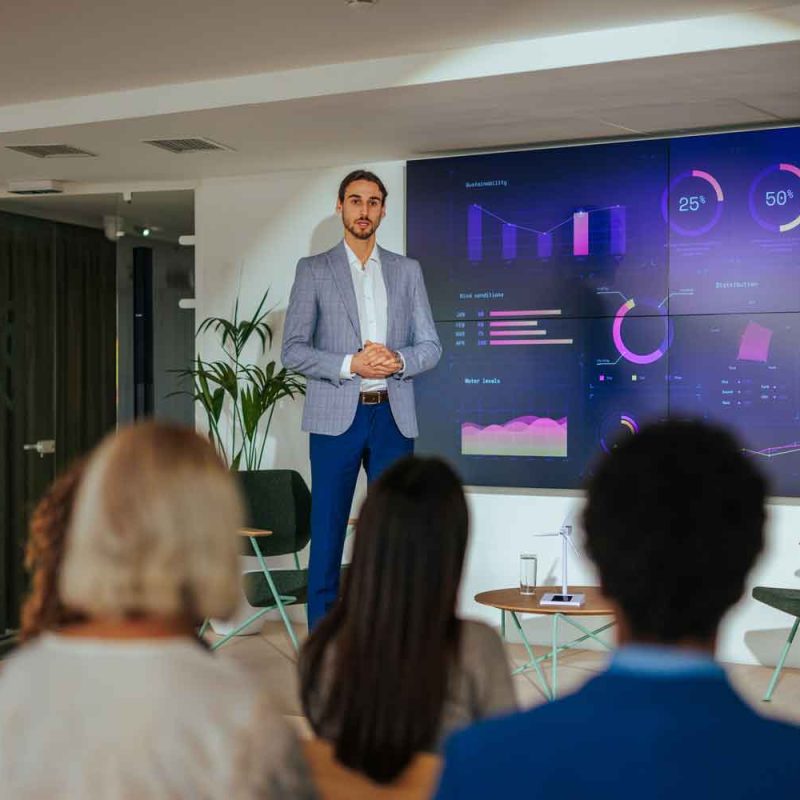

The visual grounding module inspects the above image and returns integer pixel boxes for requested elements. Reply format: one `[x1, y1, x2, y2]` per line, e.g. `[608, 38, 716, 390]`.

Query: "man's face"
[337, 179, 386, 240]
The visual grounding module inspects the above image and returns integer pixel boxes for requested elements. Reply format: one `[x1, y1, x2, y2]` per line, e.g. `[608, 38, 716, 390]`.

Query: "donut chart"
[600, 413, 640, 453]
[661, 169, 724, 236]
[748, 162, 800, 233]
[612, 299, 673, 365]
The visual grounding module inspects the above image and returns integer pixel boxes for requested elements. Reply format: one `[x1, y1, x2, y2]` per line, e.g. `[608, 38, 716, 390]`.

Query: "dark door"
[0, 212, 115, 636]
[0, 214, 57, 635]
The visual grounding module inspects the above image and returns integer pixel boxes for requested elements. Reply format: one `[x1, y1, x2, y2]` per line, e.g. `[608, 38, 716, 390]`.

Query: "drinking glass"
[520, 553, 538, 595]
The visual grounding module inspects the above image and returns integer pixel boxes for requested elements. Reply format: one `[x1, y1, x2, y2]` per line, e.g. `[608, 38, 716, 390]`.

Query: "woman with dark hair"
[20, 459, 86, 641]
[299, 455, 516, 784]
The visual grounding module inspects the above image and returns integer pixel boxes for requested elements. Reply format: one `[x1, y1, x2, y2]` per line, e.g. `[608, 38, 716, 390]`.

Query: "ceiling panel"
[0, 1, 793, 104]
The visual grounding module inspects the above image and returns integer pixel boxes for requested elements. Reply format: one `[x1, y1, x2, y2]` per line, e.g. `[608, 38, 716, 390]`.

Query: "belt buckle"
[362, 392, 379, 405]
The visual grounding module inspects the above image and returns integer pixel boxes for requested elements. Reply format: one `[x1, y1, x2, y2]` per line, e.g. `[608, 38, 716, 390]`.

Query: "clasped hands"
[351, 341, 402, 379]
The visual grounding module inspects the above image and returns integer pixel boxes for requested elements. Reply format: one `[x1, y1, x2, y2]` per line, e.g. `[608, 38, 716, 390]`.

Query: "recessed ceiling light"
[346, 0, 378, 8]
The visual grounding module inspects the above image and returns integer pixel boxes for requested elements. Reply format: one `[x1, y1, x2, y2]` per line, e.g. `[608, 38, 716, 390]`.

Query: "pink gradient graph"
[461, 415, 568, 457]
[737, 321, 773, 363]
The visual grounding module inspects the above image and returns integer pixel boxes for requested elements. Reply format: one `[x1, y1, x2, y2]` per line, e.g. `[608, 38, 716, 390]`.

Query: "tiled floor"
[210, 620, 800, 734]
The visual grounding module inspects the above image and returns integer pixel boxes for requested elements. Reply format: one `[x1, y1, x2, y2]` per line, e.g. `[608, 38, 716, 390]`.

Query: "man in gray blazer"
[282, 170, 442, 627]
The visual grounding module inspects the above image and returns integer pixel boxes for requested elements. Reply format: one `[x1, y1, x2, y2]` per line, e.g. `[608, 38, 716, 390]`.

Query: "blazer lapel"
[328, 241, 361, 340]
[379, 246, 399, 347]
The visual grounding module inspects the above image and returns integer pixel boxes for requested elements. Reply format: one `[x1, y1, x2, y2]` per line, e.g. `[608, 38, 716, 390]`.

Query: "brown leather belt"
[359, 390, 389, 405]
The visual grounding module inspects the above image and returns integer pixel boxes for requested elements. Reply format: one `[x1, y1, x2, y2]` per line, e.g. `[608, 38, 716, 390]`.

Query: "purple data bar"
[610, 206, 626, 256]
[537, 232, 552, 258]
[502, 223, 517, 260]
[573, 212, 589, 256]
[468, 205, 482, 262]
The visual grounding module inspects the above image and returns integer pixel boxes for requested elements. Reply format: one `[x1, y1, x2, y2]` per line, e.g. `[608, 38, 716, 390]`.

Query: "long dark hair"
[299, 456, 468, 783]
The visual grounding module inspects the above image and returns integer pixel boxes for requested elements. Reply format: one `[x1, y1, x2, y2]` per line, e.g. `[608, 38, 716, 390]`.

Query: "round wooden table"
[475, 586, 616, 700]
[475, 586, 614, 615]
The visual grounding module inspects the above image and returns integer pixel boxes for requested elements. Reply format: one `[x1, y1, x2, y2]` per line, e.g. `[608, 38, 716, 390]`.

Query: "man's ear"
[381, 204, 387, 219]
[335, 200, 343, 215]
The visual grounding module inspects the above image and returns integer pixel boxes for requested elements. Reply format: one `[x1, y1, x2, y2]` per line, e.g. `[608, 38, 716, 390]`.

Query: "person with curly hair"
[19, 459, 86, 642]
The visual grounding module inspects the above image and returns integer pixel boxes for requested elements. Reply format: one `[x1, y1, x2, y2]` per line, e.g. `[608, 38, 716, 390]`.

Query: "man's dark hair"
[337, 169, 388, 205]
[582, 420, 766, 643]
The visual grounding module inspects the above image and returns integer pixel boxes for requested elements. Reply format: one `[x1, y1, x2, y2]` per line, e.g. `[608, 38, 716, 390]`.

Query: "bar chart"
[466, 203, 627, 262]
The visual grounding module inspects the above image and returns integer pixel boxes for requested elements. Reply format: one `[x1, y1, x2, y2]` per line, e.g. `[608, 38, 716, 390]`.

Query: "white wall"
[196, 163, 800, 668]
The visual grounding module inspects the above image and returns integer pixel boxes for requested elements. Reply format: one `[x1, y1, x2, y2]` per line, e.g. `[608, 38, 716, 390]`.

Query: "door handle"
[23, 440, 56, 458]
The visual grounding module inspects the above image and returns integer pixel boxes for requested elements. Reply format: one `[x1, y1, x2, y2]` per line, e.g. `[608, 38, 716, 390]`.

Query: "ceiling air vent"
[142, 137, 233, 154]
[7, 179, 64, 195]
[5, 144, 97, 158]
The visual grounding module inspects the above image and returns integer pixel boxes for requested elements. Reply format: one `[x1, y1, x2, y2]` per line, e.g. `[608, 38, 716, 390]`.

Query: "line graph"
[743, 442, 800, 459]
[467, 203, 626, 261]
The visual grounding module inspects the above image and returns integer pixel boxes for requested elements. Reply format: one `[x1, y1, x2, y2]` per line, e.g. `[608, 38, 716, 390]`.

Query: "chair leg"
[763, 617, 800, 702]
[250, 537, 300, 652]
[198, 619, 210, 639]
[210, 607, 273, 651]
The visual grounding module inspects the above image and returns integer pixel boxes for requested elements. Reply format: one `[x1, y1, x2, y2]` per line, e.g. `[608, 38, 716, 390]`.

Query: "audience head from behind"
[0, 422, 317, 800]
[433, 422, 800, 800]
[582, 419, 766, 650]
[301, 455, 516, 785]
[60, 421, 242, 629]
[20, 458, 86, 642]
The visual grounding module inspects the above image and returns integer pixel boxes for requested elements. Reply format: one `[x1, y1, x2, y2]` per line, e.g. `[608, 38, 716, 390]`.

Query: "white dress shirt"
[340, 241, 390, 392]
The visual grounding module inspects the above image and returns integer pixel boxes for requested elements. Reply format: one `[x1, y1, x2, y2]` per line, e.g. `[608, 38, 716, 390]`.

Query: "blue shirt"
[435, 644, 800, 800]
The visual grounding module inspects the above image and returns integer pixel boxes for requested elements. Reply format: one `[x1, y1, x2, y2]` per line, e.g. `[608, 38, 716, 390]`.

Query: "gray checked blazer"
[281, 241, 442, 438]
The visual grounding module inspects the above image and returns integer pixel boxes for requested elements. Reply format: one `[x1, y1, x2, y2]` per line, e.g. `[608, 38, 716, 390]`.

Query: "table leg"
[500, 610, 506, 641]
[559, 617, 616, 651]
[510, 611, 552, 700]
[552, 614, 560, 699]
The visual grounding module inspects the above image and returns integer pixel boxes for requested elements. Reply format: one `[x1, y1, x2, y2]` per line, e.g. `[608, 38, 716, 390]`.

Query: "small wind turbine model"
[534, 525, 585, 607]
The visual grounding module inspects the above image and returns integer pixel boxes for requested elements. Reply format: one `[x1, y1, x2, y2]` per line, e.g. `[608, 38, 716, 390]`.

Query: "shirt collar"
[344, 240, 381, 271]
[608, 643, 723, 679]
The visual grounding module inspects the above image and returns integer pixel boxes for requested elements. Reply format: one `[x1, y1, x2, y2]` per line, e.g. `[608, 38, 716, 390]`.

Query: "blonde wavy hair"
[60, 422, 243, 621]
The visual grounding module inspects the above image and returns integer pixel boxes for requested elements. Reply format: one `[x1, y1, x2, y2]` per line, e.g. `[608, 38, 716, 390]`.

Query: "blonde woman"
[0, 422, 316, 800]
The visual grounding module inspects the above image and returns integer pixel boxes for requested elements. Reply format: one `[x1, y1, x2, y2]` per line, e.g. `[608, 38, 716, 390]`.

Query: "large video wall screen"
[408, 127, 800, 495]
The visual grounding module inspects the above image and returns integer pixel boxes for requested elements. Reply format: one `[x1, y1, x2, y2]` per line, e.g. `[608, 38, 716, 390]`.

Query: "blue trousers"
[307, 402, 413, 628]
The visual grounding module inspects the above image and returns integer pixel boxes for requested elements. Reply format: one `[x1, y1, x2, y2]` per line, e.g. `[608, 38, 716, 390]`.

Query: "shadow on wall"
[309, 214, 342, 256]
[745, 628, 800, 669]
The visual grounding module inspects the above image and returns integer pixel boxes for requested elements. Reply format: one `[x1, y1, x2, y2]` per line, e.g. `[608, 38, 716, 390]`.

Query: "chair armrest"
[238, 527, 273, 538]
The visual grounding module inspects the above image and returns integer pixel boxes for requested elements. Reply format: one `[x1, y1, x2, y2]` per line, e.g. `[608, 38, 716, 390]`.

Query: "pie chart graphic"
[612, 299, 673, 365]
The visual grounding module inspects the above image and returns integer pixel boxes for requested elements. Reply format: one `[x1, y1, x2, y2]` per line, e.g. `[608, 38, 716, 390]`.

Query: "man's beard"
[346, 218, 375, 240]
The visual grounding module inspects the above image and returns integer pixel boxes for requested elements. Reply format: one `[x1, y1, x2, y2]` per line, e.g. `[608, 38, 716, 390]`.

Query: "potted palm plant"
[179, 289, 306, 640]
[178, 289, 305, 469]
